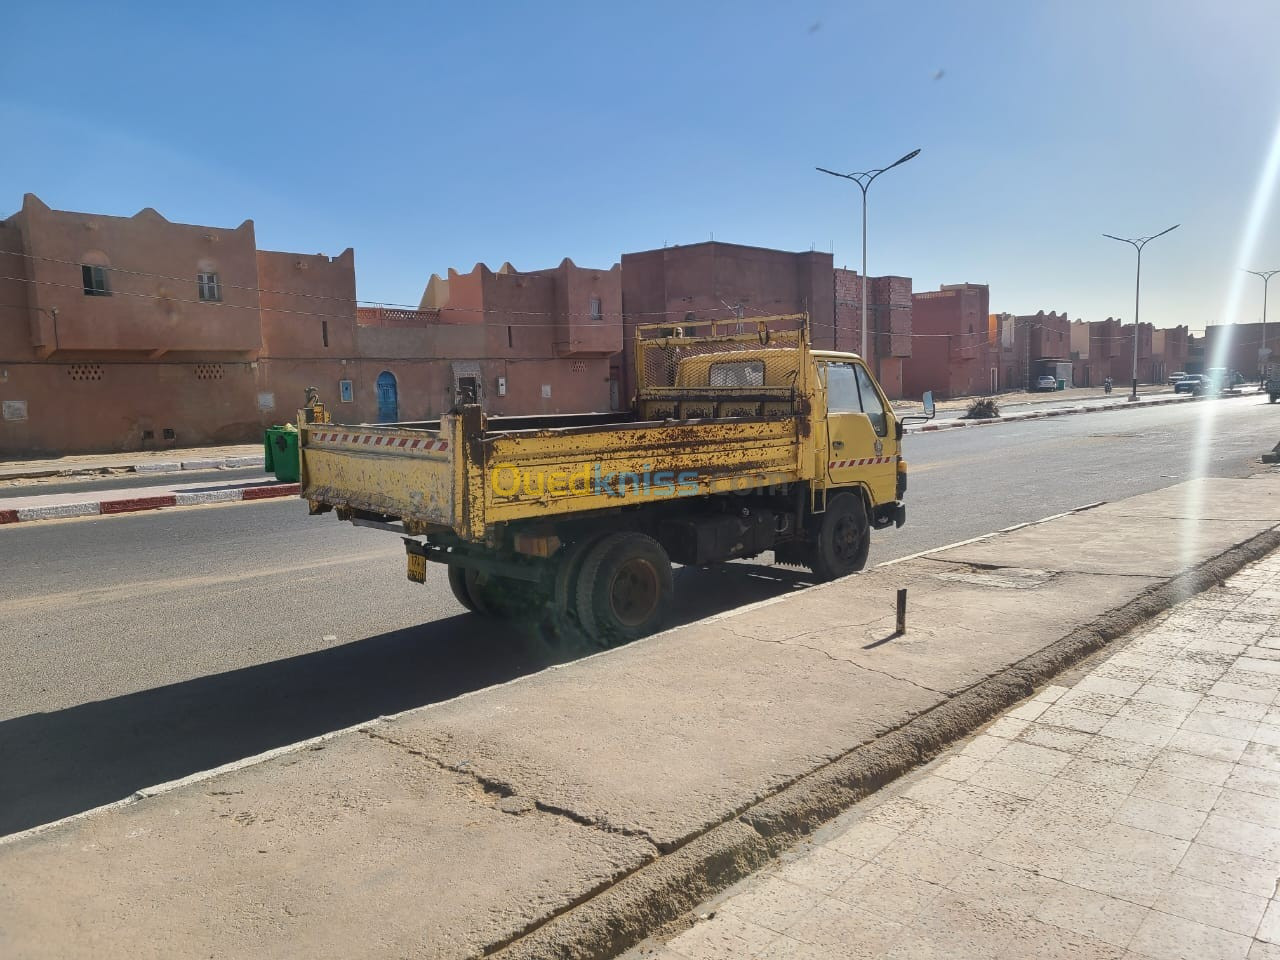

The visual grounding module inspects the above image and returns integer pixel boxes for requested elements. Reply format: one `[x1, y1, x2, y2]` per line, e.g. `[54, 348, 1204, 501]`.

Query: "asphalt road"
[2, 393, 1277, 835]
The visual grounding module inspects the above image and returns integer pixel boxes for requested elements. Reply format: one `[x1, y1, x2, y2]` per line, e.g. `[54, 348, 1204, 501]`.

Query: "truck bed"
[300, 408, 811, 540]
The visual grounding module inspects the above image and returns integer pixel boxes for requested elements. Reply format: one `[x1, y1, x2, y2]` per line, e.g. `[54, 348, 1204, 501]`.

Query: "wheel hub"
[609, 558, 660, 627]
[833, 515, 862, 561]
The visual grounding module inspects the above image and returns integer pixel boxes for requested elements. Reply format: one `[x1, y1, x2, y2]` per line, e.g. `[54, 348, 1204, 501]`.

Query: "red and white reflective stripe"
[310, 431, 448, 452]
[828, 456, 895, 469]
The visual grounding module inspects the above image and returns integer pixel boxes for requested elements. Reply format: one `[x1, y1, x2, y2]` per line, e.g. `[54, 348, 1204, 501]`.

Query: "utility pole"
[1246, 269, 1279, 384]
[1103, 224, 1179, 401]
[817, 150, 921, 365]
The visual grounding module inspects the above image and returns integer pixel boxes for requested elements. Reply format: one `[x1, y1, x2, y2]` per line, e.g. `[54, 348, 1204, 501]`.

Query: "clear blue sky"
[5, 0, 1280, 332]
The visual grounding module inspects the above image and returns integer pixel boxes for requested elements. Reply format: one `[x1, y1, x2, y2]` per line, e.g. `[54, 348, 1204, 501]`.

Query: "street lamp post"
[1245, 269, 1279, 384]
[817, 150, 921, 363]
[1103, 224, 1179, 401]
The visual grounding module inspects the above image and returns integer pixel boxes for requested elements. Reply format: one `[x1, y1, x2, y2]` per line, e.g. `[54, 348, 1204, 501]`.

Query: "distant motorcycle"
[1103, 378, 1113, 395]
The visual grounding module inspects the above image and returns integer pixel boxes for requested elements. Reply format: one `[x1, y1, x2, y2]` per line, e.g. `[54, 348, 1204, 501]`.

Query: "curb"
[0, 483, 299, 525]
[906, 391, 1238, 434]
[488, 525, 1280, 960]
[0, 454, 266, 483]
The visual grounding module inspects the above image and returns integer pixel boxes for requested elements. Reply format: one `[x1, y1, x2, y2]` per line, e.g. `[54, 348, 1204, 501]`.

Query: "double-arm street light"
[817, 149, 921, 361]
[1103, 224, 1179, 401]
[1245, 269, 1279, 383]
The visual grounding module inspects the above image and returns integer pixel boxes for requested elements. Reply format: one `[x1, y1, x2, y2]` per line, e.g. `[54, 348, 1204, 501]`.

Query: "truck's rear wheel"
[447, 564, 478, 613]
[807, 493, 870, 581]
[575, 532, 673, 646]
[544, 536, 603, 643]
[465, 569, 541, 618]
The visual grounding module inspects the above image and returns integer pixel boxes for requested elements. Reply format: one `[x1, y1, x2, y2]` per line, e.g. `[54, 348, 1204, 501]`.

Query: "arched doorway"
[376, 371, 398, 422]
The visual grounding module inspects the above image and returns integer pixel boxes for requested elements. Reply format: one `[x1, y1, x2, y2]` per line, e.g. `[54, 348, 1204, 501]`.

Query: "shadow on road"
[1, 561, 811, 836]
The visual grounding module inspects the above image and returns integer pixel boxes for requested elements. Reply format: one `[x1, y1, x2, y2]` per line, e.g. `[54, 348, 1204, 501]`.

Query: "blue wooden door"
[376, 371, 398, 422]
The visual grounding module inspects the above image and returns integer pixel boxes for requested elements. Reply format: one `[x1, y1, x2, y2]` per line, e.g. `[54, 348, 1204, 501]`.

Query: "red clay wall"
[14, 194, 262, 357]
[619, 242, 835, 398]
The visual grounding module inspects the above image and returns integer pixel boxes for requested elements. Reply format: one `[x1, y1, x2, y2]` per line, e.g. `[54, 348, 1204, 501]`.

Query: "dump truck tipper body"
[299, 315, 925, 642]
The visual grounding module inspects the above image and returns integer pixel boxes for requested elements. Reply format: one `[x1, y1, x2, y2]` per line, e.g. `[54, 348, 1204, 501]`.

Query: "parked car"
[1168, 371, 1187, 385]
[1204, 368, 1246, 389]
[1174, 374, 1209, 394]
[1033, 375, 1058, 392]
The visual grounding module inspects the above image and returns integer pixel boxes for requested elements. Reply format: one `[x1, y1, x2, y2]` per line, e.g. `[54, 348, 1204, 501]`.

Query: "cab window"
[709, 360, 764, 387]
[825, 362, 861, 413]
[855, 364, 888, 437]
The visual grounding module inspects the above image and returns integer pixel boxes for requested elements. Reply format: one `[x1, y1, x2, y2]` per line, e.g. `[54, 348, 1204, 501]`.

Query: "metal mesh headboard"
[634, 315, 809, 397]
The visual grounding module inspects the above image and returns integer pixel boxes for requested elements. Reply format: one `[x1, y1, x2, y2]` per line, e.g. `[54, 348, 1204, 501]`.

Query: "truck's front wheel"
[807, 493, 870, 581]
[575, 532, 673, 645]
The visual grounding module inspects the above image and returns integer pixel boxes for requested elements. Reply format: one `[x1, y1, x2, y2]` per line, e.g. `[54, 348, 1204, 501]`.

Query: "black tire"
[807, 492, 870, 581]
[447, 564, 478, 613]
[543, 536, 603, 643]
[575, 532, 673, 646]
[465, 569, 542, 619]
[1270, 394, 1278, 404]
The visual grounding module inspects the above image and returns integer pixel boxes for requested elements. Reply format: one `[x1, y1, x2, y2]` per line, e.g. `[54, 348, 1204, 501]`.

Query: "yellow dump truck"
[299, 315, 932, 643]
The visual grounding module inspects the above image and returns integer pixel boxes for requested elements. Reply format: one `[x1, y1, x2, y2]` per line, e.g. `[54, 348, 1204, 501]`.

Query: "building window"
[590, 297, 603, 322]
[197, 272, 222, 302]
[322, 320, 329, 347]
[82, 264, 110, 296]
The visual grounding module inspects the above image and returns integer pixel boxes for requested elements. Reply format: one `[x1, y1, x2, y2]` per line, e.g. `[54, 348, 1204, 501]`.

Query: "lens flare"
[1180, 112, 1280, 577]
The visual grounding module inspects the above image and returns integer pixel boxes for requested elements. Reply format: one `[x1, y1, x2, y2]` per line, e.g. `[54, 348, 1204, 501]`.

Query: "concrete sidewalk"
[0, 442, 264, 483]
[2, 476, 1280, 959]
[0, 474, 297, 524]
[904, 388, 1257, 435]
[892, 382, 1180, 415]
[641, 552, 1280, 960]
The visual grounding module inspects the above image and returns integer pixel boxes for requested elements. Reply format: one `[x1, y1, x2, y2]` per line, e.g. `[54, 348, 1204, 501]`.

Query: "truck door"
[821, 361, 898, 504]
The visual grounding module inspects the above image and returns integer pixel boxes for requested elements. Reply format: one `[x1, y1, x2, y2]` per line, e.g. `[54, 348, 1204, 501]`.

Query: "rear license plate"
[406, 553, 427, 584]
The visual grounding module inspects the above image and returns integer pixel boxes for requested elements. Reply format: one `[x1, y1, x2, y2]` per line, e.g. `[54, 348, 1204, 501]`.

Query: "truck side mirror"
[898, 390, 936, 429]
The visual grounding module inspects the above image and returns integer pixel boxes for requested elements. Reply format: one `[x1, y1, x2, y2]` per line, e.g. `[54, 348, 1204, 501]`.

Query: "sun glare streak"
[1180, 110, 1280, 578]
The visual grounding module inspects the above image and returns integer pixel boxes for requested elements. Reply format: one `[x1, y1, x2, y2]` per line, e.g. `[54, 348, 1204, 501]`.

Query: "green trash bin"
[264, 427, 300, 483]
[1056, 379, 1066, 391]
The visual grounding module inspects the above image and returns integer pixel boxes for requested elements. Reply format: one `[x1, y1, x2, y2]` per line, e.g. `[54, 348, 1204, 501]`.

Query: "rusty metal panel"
[300, 423, 457, 529]
[481, 418, 807, 524]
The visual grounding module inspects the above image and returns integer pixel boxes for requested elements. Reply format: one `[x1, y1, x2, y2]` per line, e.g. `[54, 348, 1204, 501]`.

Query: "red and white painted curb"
[0, 483, 300, 525]
[904, 391, 1251, 434]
